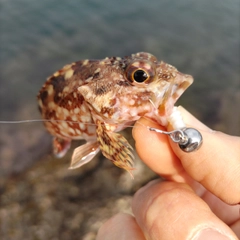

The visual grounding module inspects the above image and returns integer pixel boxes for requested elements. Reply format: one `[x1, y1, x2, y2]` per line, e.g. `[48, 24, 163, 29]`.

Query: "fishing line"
[0, 119, 98, 126]
[0, 116, 203, 152]
[0, 117, 151, 128]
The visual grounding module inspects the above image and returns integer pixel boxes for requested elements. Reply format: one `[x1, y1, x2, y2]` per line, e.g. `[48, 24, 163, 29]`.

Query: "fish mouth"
[158, 72, 193, 117]
[167, 72, 193, 103]
[172, 72, 193, 97]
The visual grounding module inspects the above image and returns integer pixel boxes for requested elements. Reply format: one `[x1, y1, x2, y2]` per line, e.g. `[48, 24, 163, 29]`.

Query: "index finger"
[132, 107, 240, 204]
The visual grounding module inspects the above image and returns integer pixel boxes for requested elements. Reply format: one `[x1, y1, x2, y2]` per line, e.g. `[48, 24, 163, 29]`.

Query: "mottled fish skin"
[37, 52, 193, 174]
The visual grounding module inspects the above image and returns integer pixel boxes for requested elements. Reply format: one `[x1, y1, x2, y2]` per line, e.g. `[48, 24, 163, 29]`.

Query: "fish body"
[37, 52, 193, 173]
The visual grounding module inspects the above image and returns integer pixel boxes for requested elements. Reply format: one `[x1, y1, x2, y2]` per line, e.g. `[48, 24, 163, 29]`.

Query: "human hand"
[96, 106, 240, 240]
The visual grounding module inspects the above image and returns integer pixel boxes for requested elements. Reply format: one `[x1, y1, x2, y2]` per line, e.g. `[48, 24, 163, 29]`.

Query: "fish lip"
[155, 72, 193, 118]
[169, 72, 193, 98]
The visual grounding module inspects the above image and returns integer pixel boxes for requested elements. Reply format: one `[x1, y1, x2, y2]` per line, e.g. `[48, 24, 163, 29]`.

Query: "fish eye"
[132, 69, 149, 82]
[126, 60, 156, 85]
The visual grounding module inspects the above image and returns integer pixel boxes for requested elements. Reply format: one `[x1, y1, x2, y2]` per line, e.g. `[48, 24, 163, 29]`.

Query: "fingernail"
[194, 228, 231, 240]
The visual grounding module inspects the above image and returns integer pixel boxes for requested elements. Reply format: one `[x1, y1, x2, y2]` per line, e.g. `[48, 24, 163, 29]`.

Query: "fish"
[37, 52, 193, 175]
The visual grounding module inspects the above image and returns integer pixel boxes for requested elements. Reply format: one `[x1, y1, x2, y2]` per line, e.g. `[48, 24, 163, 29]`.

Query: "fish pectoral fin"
[53, 137, 71, 158]
[69, 141, 100, 169]
[96, 121, 135, 177]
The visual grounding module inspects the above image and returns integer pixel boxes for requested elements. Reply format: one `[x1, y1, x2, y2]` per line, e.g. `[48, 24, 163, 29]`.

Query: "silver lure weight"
[148, 127, 203, 152]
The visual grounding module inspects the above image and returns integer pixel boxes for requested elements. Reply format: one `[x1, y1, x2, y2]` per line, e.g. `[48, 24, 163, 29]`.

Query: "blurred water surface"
[1, 0, 239, 124]
[0, 0, 239, 239]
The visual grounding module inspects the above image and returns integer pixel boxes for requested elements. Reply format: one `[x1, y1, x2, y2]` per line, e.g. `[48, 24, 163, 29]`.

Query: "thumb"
[169, 107, 240, 204]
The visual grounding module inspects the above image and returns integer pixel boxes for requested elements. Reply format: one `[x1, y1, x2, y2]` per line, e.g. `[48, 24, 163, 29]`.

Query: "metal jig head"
[148, 127, 203, 152]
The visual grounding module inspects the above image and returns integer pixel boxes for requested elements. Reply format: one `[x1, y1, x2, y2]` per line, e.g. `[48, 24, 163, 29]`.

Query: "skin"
[96, 106, 240, 240]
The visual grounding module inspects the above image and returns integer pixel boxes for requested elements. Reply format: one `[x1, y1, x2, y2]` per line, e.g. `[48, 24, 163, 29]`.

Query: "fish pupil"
[133, 70, 148, 82]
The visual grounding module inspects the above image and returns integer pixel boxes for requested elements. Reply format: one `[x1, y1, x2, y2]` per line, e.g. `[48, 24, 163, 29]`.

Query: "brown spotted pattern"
[38, 52, 193, 173]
